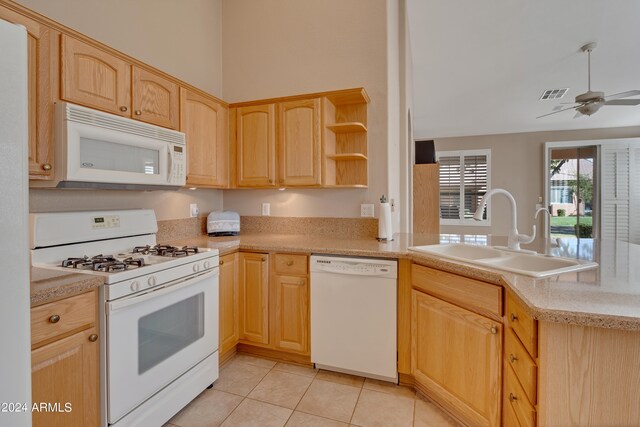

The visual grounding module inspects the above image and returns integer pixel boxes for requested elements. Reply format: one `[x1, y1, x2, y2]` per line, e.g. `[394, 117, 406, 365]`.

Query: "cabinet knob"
[262, 257, 267, 262]
[48, 314, 60, 323]
[510, 313, 518, 322]
[135, 110, 142, 116]
[509, 354, 518, 363]
[508, 393, 517, 402]
[268, 179, 273, 184]
[490, 326, 498, 335]
[286, 260, 294, 266]
[88, 334, 98, 342]
[119, 106, 128, 112]
[42, 163, 52, 171]
[219, 260, 224, 265]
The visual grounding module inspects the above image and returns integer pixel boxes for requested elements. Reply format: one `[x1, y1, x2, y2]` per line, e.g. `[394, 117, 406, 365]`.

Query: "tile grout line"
[347, 378, 365, 425]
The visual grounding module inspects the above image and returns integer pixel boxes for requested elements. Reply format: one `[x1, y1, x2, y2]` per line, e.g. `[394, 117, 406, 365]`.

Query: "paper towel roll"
[378, 202, 393, 241]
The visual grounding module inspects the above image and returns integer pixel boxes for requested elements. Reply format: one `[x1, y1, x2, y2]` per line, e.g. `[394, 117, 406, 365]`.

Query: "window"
[436, 149, 491, 225]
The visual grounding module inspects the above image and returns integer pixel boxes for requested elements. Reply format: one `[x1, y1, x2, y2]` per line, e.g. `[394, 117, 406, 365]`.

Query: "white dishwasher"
[310, 255, 398, 382]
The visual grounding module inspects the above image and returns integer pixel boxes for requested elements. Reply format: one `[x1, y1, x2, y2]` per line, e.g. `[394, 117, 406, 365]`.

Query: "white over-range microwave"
[31, 102, 186, 190]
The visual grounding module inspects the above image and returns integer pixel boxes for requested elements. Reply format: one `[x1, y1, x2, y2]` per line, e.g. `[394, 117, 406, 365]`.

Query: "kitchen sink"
[408, 244, 598, 278]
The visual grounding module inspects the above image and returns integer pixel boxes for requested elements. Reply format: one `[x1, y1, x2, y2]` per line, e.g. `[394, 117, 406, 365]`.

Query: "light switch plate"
[360, 204, 374, 217]
[261, 202, 270, 216]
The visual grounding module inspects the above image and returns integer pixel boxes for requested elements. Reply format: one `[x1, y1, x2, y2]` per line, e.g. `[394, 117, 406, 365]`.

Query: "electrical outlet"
[360, 204, 374, 217]
[261, 202, 270, 216]
[189, 203, 199, 218]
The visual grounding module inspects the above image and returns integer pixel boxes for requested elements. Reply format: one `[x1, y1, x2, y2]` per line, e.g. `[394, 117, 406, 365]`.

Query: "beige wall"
[434, 125, 640, 238]
[221, 0, 390, 218]
[16, 0, 223, 96]
[20, 0, 224, 220]
[30, 188, 223, 221]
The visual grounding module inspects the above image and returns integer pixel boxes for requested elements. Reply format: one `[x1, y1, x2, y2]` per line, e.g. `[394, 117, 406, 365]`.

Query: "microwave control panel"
[169, 144, 186, 185]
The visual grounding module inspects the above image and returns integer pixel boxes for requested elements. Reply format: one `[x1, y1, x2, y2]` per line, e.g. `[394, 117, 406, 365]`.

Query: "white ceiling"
[407, 0, 640, 138]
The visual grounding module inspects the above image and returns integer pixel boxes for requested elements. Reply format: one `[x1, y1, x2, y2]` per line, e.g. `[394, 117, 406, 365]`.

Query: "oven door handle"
[108, 269, 218, 313]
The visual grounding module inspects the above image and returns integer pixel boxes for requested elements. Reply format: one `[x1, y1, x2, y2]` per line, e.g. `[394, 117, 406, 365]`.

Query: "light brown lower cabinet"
[219, 252, 239, 355]
[273, 274, 309, 354]
[239, 252, 270, 345]
[411, 288, 502, 427]
[31, 290, 99, 427]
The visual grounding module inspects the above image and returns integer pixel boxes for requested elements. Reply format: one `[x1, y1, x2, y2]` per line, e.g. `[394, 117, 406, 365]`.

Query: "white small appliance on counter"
[207, 210, 240, 236]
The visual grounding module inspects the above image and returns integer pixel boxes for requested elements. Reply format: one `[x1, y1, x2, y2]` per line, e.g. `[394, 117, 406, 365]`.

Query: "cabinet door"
[61, 34, 131, 116]
[0, 8, 54, 179]
[31, 327, 99, 427]
[278, 98, 321, 186]
[273, 275, 309, 354]
[239, 253, 269, 344]
[180, 88, 229, 187]
[132, 66, 179, 129]
[219, 252, 239, 354]
[235, 105, 276, 187]
[412, 290, 501, 427]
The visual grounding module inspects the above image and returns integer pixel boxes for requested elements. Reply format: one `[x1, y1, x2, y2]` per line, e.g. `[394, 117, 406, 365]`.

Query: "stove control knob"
[147, 276, 157, 287]
[193, 263, 201, 273]
[130, 281, 140, 292]
[204, 261, 211, 269]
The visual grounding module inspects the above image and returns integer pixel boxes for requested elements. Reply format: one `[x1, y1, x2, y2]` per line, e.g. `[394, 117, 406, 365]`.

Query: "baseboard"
[236, 343, 312, 366]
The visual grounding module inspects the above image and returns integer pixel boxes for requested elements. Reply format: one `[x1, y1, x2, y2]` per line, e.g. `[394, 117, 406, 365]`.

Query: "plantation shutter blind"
[463, 155, 488, 220]
[438, 156, 461, 220]
[437, 151, 489, 223]
[601, 147, 630, 242]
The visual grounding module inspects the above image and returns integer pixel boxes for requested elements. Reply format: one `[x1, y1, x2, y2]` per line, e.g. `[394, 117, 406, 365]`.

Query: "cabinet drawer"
[507, 293, 537, 357]
[505, 365, 536, 427]
[506, 329, 537, 404]
[411, 263, 502, 320]
[274, 253, 308, 275]
[31, 291, 96, 347]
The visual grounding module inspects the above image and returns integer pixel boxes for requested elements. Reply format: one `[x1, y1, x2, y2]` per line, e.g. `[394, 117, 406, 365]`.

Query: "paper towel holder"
[377, 194, 394, 242]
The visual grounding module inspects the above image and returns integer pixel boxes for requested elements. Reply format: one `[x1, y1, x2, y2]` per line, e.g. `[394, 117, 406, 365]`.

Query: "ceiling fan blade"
[605, 90, 640, 101]
[536, 105, 579, 119]
[604, 99, 640, 106]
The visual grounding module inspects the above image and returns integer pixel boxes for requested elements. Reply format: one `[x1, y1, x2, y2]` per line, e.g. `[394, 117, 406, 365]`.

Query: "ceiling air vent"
[540, 88, 569, 100]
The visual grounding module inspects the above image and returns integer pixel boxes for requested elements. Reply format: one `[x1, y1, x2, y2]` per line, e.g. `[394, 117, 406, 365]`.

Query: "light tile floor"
[165, 354, 462, 427]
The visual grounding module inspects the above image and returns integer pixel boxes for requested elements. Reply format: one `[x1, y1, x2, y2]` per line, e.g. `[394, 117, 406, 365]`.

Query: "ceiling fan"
[537, 42, 640, 119]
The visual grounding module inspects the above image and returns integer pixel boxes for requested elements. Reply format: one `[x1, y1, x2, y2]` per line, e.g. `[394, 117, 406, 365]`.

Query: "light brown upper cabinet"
[230, 88, 369, 189]
[132, 66, 179, 129]
[235, 104, 277, 187]
[180, 88, 229, 188]
[61, 34, 131, 117]
[0, 8, 55, 179]
[277, 98, 322, 186]
[61, 35, 179, 130]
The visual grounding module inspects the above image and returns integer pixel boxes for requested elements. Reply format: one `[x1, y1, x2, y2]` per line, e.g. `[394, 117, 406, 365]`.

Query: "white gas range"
[30, 209, 219, 427]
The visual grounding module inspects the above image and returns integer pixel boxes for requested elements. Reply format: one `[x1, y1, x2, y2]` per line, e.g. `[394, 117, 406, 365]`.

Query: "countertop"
[168, 233, 640, 331]
[31, 267, 103, 307]
[30, 232, 640, 331]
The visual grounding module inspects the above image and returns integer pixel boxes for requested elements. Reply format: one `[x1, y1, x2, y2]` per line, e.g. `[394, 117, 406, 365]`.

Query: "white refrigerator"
[0, 17, 32, 427]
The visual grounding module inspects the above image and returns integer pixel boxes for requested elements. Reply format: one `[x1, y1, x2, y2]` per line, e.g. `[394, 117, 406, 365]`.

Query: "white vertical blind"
[630, 147, 640, 244]
[436, 150, 490, 224]
[601, 146, 637, 243]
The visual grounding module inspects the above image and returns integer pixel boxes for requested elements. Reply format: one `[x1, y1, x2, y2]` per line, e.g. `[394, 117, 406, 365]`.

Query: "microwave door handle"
[108, 269, 218, 313]
[167, 146, 173, 181]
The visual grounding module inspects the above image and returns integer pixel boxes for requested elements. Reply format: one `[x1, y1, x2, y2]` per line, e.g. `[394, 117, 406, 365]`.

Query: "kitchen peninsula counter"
[169, 233, 640, 331]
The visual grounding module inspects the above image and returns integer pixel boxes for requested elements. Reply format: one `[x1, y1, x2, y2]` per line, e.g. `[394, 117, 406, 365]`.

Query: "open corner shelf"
[326, 122, 367, 134]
